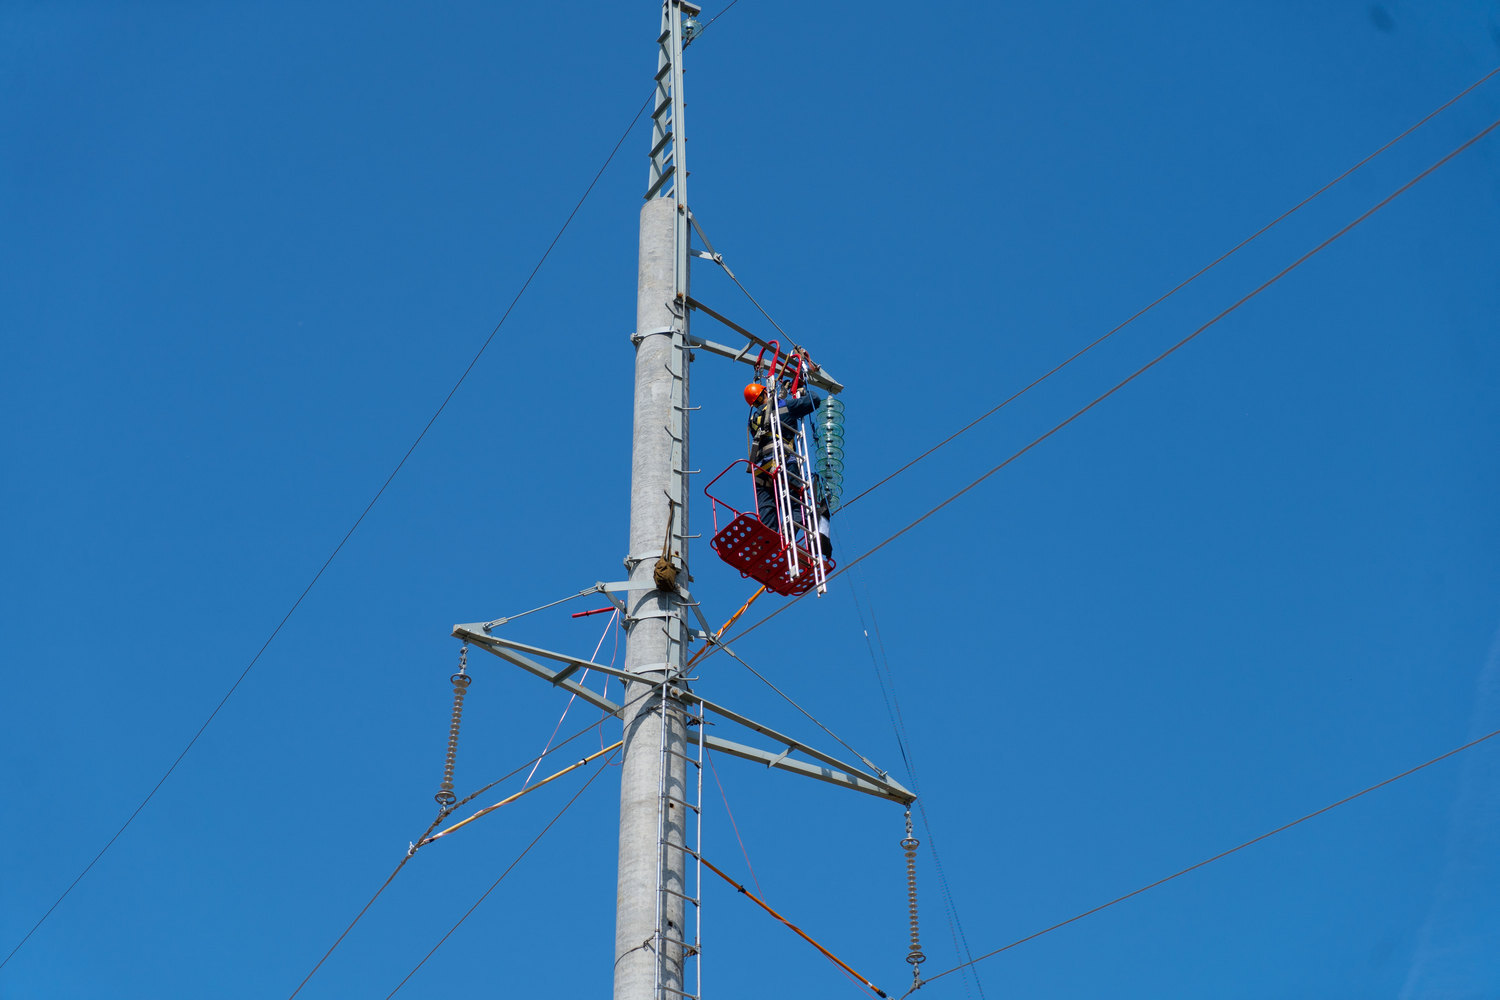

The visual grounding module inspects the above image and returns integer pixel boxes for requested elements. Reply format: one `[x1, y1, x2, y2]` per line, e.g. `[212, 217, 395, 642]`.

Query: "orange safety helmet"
[743, 383, 767, 406]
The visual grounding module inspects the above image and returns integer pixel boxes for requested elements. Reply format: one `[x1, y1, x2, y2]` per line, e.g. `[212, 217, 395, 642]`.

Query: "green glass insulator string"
[812, 396, 845, 514]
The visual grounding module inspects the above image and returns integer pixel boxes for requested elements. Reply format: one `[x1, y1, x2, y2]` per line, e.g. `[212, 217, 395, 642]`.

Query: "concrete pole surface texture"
[614, 195, 691, 1000]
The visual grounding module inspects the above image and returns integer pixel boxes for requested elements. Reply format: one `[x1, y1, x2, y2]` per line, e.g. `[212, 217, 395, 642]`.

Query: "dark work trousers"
[756, 461, 832, 558]
[754, 469, 780, 530]
[755, 458, 805, 529]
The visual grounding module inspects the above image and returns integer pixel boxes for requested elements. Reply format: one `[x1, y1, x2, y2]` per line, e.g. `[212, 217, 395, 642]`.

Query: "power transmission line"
[2, 5, 778, 961]
[900, 726, 1500, 996]
[846, 64, 1500, 512]
[0, 88, 653, 975]
[381, 747, 618, 999]
[711, 113, 1500, 659]
[287, 683, 657, 998]
[846, 577, 987, 1000]
[701, 64, 1499, 515]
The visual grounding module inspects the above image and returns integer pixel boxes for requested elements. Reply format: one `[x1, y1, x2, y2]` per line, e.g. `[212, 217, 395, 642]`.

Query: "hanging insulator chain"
[901, 808, 925, 980]
[435, 644, 471, 808]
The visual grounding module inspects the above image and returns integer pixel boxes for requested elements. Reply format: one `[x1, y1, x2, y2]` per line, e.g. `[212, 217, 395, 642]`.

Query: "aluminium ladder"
[760, 374, 829, 597]
[652, 680, 705, 1000]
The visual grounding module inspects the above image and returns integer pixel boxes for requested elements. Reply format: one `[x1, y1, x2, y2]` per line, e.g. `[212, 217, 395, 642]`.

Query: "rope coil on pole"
[902, 808, 925, 983]
[435, 643, 471, 808]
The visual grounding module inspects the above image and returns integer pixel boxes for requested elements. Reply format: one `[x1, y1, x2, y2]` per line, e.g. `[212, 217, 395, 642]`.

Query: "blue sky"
[4, 1, 1499, 997]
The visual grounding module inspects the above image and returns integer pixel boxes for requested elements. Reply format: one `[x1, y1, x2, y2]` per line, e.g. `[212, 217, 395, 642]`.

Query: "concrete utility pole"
[614, 5, 698, 1000]
[452, 8, 908, 1000]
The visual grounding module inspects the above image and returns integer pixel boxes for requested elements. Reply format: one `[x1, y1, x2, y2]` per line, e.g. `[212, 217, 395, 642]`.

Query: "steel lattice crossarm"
[451, 614, 914, 806]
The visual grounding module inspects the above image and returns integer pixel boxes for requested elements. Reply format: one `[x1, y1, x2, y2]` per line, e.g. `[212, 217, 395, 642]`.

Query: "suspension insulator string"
[812, 394, 845, 514]
[435, 643, 471, 808]
[902, 808, 926, 985]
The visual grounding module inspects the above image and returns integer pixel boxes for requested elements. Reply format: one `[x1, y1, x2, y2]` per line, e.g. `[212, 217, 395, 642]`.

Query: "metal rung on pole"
[659, 934, 699, 954]
[645, 165, 676, 201]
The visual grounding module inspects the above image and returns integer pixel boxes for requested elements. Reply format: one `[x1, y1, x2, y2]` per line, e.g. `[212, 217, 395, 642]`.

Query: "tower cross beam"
[451, 628, 913, 805]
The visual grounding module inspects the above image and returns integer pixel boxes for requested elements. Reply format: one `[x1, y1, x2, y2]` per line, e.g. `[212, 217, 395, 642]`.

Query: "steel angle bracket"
[682, 296, 845, 395]
[452, 625, 632, 716]
[593, 579, 714, 641]
[453, 579, 717, 711]
[667, 685, 915, 805]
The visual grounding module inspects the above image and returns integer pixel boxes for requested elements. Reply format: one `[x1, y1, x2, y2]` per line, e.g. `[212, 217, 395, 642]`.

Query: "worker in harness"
[744, 381, 833, 558]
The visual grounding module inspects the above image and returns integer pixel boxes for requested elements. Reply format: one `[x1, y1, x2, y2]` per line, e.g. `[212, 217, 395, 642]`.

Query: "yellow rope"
[698, 853, 889, 998]
[420, 740, 623, 846]
[685, 585, 766, 670]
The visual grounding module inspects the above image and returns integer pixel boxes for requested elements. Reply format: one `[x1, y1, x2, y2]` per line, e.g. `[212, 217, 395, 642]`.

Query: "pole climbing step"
[653, 679, 705, 1000]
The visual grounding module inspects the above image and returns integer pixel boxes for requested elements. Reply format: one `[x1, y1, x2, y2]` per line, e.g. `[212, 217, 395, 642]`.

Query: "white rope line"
[523, 609, 620, 787]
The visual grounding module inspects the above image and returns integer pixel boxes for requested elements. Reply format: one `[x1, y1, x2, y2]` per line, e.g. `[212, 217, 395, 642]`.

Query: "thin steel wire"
[705, 750, 764, 896]
[699, 64, 1500, 515]
[902, 727, 1500, 996]
[482, 587, 602, 629]
[716, 642, 887, 778]
[521, 609, 619, 784]
[384, 749, 619, 999]
[852, 585, 985, 1000]
[0, 83, 656, 977]
[707, 114, 1500, 663]
[286, 684, 661, 998]
[866, 64, 1500, 512]
[451, 680, 655, 815]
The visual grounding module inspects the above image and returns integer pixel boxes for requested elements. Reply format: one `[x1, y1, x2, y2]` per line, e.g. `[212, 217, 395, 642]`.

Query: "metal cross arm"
[682, 295, 846, 395]
[450, 621, 912, 805]
[671, 686, 915, 806]
[703, 734, 913, 806]
[452, 626, 629, 718]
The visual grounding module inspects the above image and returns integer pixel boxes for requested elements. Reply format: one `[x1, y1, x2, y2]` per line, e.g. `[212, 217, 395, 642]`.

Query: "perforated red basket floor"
[710, 512, 833, 597]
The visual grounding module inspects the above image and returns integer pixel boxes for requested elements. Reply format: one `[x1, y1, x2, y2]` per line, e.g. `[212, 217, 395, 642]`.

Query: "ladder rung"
[662, 886, 700, 905]
[644, 164, 676, 200]
[656, 60, 673, 81]
[661, 987, 699, 999]
[665, 794, 700, 813]
[664, 747, 703, 765]
[650, 128, 674, 159]
[659, 934, 699, 955]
